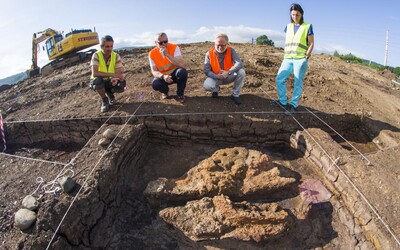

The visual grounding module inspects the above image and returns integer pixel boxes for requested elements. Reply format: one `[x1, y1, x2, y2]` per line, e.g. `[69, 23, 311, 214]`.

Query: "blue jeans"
[152, 68, 187, 97]
[276, 58, 308, 108]
[203, 68, 246, 97]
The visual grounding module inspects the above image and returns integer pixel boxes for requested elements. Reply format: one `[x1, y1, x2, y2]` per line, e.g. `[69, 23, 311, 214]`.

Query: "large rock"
[159, 195, 293, 242]
[103, 128, 117, 140]
[22, 195, 38, 211]
[15, 208, 37, 230]
[57, 176, 76, 193]
[144, 147, 297, 205]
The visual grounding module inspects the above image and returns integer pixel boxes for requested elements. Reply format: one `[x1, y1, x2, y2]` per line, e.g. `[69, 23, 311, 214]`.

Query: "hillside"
[0, 42, 399, 249]
[0, 71, 27, 87]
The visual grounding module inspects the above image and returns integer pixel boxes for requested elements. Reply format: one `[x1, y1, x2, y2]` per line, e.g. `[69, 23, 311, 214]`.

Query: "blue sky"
[1, 0, 400, 79]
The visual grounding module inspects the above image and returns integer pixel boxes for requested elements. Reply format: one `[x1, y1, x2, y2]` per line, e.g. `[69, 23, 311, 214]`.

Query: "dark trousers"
[152, 68, 187, 97]
[90, 77, 126, 93]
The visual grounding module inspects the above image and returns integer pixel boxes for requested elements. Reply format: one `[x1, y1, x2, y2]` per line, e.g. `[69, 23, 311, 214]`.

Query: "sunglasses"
[157, 40, 168, 45]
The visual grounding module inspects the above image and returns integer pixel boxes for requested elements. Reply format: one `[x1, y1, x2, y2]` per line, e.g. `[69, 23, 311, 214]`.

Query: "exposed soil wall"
[291, 128, 398, 249]
[3, 113, 395, 249]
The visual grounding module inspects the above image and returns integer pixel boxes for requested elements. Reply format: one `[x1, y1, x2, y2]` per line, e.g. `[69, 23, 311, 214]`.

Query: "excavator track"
[41, 49, 97, 76]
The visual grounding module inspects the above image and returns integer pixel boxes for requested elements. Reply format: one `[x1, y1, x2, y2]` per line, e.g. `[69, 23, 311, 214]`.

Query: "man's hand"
[111, 78, 119, 86]
[160, 47, 167, 56]
[163, 74, 174, 84]
[218, 70, 229, 79]
[113, 72, 125, 81]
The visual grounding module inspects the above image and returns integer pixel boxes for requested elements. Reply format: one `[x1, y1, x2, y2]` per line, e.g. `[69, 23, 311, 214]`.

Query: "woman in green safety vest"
[275, 3, 314, 113]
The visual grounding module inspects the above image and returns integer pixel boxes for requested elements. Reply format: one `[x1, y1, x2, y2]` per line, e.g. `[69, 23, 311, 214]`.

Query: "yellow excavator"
[29, 28, 99, 77]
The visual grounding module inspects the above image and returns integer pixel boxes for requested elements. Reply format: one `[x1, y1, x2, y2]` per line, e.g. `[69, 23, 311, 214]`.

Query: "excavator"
[29, 28, 99, 77]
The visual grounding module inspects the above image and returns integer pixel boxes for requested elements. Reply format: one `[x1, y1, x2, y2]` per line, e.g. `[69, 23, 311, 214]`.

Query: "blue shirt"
[284, 23, 314, 35]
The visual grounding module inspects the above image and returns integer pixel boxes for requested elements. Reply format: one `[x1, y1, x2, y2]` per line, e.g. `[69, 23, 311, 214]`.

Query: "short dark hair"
[290, 3, 304, 24]
[155, 32, 167, 41]
[101, 35, 114, 45]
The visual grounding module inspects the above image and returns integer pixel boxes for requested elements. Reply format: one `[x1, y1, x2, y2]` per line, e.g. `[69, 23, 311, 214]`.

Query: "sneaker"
[161, 93, 169, 99]
[230, 95, 241, 105]
[211, 92, 218, 98]
[101, 97, 109, 112]
[106, 91, 115, 105]
[177, 96, 186, 103]
[288, 104, 298, 113]
[272, 100, 288, 110]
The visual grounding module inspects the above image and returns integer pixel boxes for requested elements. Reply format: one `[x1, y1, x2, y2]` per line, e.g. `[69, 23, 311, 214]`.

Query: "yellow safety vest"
[91, 50, 117, 79]
[284, 22, 311, 59]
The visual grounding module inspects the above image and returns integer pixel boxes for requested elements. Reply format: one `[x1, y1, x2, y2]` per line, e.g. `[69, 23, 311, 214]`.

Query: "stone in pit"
[159, 195, 293, 242]
[144, 147, 297, 205]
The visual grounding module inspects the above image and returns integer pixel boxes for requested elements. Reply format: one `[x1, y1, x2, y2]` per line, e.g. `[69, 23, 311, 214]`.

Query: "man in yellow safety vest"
[90, 35, 126, 112]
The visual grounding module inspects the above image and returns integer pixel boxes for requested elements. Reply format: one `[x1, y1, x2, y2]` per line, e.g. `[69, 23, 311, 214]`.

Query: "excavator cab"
[45, 34, 63, 57]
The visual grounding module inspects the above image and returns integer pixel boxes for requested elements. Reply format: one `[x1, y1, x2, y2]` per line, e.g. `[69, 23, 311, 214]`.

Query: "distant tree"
[333, 50, 340, 57]
[393, 67, 400, 77]
[256, 35, 275, 46]
[333, 50, 393, 73]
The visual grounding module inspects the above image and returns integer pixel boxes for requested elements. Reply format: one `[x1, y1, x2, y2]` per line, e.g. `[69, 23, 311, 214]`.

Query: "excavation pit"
[1, 113, 397, 249]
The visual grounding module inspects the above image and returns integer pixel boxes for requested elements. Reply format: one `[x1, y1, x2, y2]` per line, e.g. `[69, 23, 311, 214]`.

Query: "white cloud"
[113, 25, 286, 48]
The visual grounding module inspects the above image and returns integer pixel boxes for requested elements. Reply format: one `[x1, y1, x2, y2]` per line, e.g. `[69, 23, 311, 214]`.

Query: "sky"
[1, 0, 400, 79]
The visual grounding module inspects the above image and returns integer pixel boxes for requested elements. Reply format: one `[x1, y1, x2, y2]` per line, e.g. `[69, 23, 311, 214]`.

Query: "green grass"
[333, 51, 400, 77]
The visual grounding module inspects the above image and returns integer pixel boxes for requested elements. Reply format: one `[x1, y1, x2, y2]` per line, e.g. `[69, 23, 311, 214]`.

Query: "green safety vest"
[284, 22, 311, 59]
[91, 50, 117, 79]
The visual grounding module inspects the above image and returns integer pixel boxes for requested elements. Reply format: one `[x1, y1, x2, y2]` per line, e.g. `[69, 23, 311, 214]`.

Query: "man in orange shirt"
[149, 32, 187, 103]
[203, 33, 246, 105]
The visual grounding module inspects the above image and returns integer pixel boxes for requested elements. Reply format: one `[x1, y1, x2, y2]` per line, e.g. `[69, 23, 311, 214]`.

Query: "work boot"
[230, 95, 241, 105]
[177, 95, 186, 103]
[101, 97, 109, 112]
[106, 91, 115, 105]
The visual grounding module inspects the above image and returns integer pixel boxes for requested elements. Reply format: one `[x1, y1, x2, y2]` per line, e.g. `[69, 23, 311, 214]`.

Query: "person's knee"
[237, 68, 246, 78]
[152, 78, 164, 90]
[232, 69, 245, 85]
[113, 80, 126, 93]
[276, 71, 287, 83]
[203, 78, 215, 91]
[90, 77, 105, 90]
[151, 79, 159, 90]
[236, 69, 246, 82]
[176, 68, 188, 79]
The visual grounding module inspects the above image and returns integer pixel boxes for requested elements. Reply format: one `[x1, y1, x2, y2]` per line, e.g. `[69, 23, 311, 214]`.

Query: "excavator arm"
[29, 28, 58, 77]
